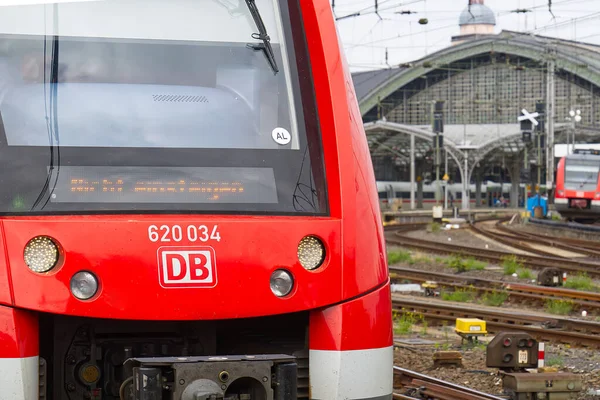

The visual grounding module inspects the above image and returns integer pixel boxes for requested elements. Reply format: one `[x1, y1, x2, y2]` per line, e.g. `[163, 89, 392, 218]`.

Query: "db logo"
[158, 247, 217, 288]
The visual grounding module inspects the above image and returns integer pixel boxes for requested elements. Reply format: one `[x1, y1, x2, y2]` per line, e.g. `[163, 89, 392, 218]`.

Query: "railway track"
[385, 224, 600, 278]
[390, 266, 600, 315]
[470, 219, 600, 258]
[392, 295, 600, 348]
[529, 217, 600, 233]
[393, 366, 506, 400]
[495, 221, 600, 253]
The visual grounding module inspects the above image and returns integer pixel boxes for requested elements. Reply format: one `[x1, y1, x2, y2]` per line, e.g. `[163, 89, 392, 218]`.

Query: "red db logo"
[158, 247, 217, 288]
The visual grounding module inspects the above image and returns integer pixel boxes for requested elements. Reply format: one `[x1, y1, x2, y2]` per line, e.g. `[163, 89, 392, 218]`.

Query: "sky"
[334, 0, 600, 71]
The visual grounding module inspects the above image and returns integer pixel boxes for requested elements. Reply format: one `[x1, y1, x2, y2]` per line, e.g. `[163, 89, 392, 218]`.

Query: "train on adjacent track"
[0, 1, 392, 399]
[377, 180, 533, 210]
[555, 149, 600, 222]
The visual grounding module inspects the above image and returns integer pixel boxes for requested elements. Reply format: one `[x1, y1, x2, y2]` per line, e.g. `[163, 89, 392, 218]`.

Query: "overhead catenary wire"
[336, 0, 424, 20]
[339, 0, 600, 70]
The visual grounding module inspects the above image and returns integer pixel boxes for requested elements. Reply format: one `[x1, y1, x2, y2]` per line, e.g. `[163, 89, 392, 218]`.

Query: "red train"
[0, 1, 392, 399]
[555, 149, 600, 222]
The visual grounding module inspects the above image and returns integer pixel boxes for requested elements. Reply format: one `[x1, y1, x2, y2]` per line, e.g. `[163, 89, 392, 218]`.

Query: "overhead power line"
[335, 0, 423, 21]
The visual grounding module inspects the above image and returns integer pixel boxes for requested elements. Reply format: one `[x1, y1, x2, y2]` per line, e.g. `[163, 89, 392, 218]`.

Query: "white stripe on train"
[0, 356, 38, 400]
[309, 346, 393, 400]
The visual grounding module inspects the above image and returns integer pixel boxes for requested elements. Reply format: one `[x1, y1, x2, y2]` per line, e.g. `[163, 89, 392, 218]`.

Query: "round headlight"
[297, 236, 325, 270]
[70, 271, 98, 300]
[24, 236, 59, 273]
[270, 269, 294, 297]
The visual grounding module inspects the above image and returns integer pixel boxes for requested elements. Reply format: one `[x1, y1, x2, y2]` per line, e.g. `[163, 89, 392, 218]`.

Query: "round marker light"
[503, 338, 512, 347]
[270, 269, 294, 297]
[79, 364, 101, 384]
[503, 354, 513, 363]
[24, 236, 59, 273]
[70, 271, 98, 300]
[297, 236, 325, 270]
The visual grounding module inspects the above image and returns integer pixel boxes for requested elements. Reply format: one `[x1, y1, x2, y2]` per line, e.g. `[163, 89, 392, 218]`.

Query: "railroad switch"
[486, 333, 581, 399]
[455, 318, 487, 344]
[501, 372, 582, 400]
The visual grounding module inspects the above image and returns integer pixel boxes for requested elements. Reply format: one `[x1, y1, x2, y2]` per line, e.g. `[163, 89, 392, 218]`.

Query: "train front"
[555, 150, 600, 220]
[0, 1, 392, 399]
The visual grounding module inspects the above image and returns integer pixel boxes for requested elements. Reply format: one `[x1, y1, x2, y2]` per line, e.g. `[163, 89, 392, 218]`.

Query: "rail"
[529, 217, 600, 233]
[390, 266, 600, 314]
[469, 219, 600, 258]
[385, 226, 600, 278]
[393, 366, 507, 400]
[495, 221, 600, 253]
[392, 296, 600, 347]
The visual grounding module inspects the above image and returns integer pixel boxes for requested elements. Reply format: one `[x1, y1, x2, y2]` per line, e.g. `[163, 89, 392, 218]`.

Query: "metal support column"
[546, 56, 556, 196]
[410, 133, 415, 210]
[524, 148, 528, 213]
[462, 153, 469, 210]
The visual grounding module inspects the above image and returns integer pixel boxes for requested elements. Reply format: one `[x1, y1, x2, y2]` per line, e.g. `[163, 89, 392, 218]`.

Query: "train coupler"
[124, 355, 297, 400]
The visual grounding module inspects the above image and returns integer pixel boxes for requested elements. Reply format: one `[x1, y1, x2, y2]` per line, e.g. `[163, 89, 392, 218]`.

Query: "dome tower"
[452, 0, 496, 44]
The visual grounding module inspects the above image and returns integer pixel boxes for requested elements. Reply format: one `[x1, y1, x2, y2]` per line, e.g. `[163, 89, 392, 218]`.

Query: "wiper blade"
[244, 0, 279, 74]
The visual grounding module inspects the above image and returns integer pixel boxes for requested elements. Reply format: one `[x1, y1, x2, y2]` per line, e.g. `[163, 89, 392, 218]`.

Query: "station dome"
[452, 0, 496, 44]
[459, 0, 496, 27]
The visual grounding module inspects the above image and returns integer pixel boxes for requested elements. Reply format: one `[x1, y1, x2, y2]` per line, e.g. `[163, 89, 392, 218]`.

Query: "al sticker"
[272, 127, 291, 145]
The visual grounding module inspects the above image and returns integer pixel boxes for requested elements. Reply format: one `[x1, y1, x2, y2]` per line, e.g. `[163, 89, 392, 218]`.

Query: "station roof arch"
[354, 30, 600, 117]
[354, 30, 600, 180]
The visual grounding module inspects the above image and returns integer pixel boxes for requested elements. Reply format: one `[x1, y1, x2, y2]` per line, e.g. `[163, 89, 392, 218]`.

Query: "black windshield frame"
[0, 0, 328, 217]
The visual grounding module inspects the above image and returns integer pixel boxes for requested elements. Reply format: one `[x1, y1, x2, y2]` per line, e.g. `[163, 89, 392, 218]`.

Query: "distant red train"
[555, 149, 600, 222]
[0, 0, 392, 399]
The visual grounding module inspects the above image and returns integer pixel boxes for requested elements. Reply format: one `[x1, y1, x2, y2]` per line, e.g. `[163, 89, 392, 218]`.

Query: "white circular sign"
[272, 127, 291, 145]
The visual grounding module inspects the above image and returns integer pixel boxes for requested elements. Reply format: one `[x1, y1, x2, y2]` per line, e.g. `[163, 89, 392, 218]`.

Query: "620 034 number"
[148, 225, 221, 243]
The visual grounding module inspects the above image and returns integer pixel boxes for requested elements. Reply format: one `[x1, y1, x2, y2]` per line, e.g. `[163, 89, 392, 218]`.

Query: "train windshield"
[564, 159, 600, 191]
[0, 0, 327, 215]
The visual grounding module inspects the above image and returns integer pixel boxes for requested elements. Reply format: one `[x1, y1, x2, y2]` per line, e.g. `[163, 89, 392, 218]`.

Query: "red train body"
[0, 1, 392, 399]
[554, 150, 600, 221]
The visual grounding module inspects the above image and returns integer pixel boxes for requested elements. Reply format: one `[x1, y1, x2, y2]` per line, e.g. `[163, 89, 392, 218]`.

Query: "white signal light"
[70, 271, 99, 300]
[297, 236, 325, 270]
[23, 236, 59, 273]
[270, 269, 294, 297]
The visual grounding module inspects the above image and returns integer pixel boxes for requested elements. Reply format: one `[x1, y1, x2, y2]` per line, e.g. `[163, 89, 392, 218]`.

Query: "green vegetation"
[481, 291, 509, 307]
[474, 342, 488, 351]
[546, 300, 574, 315]
[434, 256, 444, 264]
[441, 288, 474, 303]
[464, 257, 487, 271]
[393, 310, 422, 335]
[551, 213, 562, 221]
[502, 255, 523, 275]
[445, 254, 487, 272]
[387, 250, 412, 265]
[546, 355, 565, 367]
[517, 268, 535, 280]
[410, 254, 433, 265]
[420, 320, 429, 336]
[429, 222, 441, 233]
[564, 274, 597, 292]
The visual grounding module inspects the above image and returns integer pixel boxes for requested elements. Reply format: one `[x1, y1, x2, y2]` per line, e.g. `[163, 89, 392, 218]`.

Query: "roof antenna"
[548, 0, 555, 19]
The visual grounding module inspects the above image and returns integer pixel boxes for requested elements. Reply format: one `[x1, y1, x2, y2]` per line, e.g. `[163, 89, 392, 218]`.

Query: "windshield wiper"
[244, 0, 279, 74]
